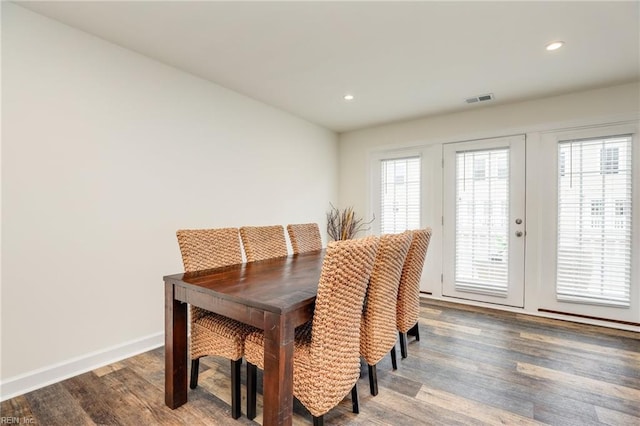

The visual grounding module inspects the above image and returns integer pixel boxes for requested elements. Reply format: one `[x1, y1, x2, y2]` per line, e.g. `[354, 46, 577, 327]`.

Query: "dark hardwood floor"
[3, 299, 639, 425]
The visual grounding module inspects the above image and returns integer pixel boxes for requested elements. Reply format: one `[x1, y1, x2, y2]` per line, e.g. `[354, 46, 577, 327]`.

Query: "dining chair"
[244, 236, 380, 425]
[287, 223, 322, 254]
[397, 228, 432, 359]
[176, 228, 254, 419]
[360, 231, 413, 396]
[239, 225, 288, 262]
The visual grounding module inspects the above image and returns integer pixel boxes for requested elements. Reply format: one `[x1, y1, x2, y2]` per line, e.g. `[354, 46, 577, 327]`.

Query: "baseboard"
[0, 332, 164, 402]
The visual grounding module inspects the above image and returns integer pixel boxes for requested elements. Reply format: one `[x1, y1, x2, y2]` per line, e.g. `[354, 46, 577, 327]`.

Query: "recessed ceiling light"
[343, 94, 355, 101]
[546, 41, 564, 51]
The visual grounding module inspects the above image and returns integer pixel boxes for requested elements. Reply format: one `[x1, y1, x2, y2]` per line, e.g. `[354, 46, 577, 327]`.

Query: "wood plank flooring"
[2, 299, 639, 425]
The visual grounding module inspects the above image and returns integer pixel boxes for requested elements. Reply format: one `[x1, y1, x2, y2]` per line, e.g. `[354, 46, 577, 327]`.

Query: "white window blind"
[557, 136, 633, 307]
[455, 149, 509, 297]
[380, 157, 420, 234]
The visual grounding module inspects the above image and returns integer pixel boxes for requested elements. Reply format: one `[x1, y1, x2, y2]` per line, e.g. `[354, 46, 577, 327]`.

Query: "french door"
[537, 124, 638, 324]
[442, 135, 526, 307]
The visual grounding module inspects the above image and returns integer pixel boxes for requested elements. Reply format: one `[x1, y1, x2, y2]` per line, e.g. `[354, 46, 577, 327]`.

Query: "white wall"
[1, 3, 337, 393]
[339, 82, 640, 327]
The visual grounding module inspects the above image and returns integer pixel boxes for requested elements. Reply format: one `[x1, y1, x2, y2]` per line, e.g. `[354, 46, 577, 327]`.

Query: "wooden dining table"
[163, 249, 325, 426]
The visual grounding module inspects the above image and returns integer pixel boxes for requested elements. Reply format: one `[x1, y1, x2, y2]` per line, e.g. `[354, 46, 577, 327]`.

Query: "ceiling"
[14, 1, 640, 133]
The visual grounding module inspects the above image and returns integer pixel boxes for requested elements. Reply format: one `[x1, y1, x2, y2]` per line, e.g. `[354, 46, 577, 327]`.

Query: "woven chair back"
[287, 223, 322, 254]
[300, 236, 378, 416]
[176, 228, 243, 272]
[396, 228, 432, 333]
[176, 228, 243, 321]
[239, 225, 288, 262]
[360, 232, 413, 365]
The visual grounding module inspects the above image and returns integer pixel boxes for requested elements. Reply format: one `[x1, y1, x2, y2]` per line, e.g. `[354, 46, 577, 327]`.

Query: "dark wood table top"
[163, 249, 325, 314]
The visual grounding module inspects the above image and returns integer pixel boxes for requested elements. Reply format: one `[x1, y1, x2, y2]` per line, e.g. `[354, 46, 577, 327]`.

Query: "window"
[600, 147, 619, 174]
[557, 136, 632, 307]
[590, 199, 604, 228]
[473, 157, 487, 180]
[615, 200, 628, 229]
[380, 157, 420, 234]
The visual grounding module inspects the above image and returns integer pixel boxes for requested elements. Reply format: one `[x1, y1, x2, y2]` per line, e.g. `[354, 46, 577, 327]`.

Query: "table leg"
[263, 311, 295, 426]
[165, 282, 188, 408]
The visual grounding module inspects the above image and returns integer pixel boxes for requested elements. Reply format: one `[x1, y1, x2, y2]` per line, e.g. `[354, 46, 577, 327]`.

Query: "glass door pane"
[556, 136, 632, 307]
[455, 149, 510, 296]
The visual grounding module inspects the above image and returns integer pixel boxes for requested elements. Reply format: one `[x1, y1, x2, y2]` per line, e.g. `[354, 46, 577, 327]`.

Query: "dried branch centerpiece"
[326, 204, 374, 241]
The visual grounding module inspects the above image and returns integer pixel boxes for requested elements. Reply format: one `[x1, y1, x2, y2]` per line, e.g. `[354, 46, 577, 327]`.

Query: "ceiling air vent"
[465, 93, 494, 104]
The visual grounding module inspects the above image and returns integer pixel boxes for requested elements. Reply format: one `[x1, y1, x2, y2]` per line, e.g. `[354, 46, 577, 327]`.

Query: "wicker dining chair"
[360, 231, 413, 396]
[239, 225, 288, 262]
[397, 228, 432, 359]
[287, 223, 322, 254]
[176, 228, 254, 419]
[244, 236, 380, 425]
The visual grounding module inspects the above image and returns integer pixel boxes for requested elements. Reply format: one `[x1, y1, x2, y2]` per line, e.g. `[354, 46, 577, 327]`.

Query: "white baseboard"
[0, 332, 164, 402]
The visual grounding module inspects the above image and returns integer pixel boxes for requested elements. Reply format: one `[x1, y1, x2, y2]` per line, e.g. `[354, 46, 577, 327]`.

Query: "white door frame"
[536, 123, 639, 323]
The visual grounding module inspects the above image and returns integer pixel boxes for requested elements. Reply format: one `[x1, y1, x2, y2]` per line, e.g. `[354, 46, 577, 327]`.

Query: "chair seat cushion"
[191, 313, 255, 361]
